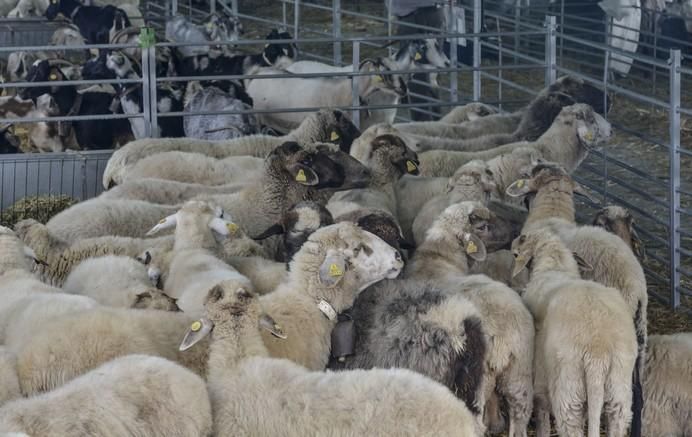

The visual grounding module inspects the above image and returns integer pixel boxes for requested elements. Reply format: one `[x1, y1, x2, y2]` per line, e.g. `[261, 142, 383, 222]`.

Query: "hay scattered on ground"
[0, 195, 77, 228]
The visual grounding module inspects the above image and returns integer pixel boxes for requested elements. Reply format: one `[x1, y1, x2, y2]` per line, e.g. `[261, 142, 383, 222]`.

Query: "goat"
[45, 0, 131, 44]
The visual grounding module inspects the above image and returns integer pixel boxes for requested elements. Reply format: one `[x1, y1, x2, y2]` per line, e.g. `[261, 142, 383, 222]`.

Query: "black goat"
[45, 0, 130, 44]
[20, 60, 77, 116]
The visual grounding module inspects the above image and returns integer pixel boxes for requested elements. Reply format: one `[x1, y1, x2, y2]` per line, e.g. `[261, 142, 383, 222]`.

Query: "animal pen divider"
[0, 0, 690, 314]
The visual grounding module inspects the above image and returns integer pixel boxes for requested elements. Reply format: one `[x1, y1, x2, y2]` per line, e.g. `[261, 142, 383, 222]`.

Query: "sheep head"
[179, 280, 285, 351]
[546, 75, 610, 115]
[290, 222, 404, 312]
[146, 200, 238, 242]
[353, 210, 413, 253]
[505, 161, 596, 204]
[311, 110, 361, 154]
[131, 289, 181, 312]
[349, 128, 420, 185]
[593, 206, 646, 261]
[447, 160, 497, 201]
[0, 225, 46, 274]
[511, 230, 591, 278]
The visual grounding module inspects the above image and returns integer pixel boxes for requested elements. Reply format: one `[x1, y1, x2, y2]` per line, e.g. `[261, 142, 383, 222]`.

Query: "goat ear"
[505, 179, 532, 197]
[259, 314, 287, 339]
[179, 318, 214, 351]
[573, 183, 597, 203]
[286, 163, 319, 186]
[146, 213, 178, 236]
[573, 252, 593, 274]
[253, 223, 284, 240]
[512, 253, 532, 278]
[462, 233, 486, 262]
[318, 251, 346, 287]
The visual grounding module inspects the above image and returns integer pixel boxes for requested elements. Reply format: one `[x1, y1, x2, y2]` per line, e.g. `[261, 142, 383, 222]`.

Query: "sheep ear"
[136, 250, 152, 265]
[146, 213, 178, 236]
[208, 217, 239, 236]
[23, 245, 47, 266]
[463, 233, 486, 262]
[573, 183, 597, 203]
[259, 314, 287, 339]
[179, 318, 214, 351]
[253, 223, 284, 240]
[630, 228, 646, 261]
[287, 164, 319, 186]
[398, 237, 415, 251]
[512, 254, 531, 278]
[573, 252, 593, 274]
[505, 179, 532, 197]
[318, 251, 346, 287]
[132, 291, 152, 309]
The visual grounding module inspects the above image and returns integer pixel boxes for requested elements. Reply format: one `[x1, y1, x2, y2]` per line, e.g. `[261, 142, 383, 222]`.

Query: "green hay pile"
[0, 195, 78, 228]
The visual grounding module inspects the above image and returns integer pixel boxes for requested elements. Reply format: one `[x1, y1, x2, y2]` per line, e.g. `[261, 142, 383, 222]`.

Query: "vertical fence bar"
[231, 0, 238, 16]
[210, 0, 215, 15]
[333, 0, 342, 65]
[141, 33, 153, 138]
[351, 41, 360, 130]
[669, 49, 681, 309]
[148, 43, 159, 138]
[448, 0, 458, 103]
[387, 0, 394, 57]
[294, 0, 300, 44]
[171, 0, 177, 16]
[282, 0, 287, 30]
[544, 15, 557, 86]
[472, 0, 481, 100]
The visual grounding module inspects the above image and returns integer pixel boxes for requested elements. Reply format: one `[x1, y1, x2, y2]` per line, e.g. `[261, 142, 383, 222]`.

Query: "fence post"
[171, 0, 177, 16]
[351, 41, 360, 130]
[333, 0, 342, 65]
[668, 49, 681, 309]
[387, 0, 394, 57]
[140, 27, 154, 138]
[294, 0, 300, 48]
[148, 43, 159, 138]
[448, 0, 458, 103]
[210, 0, 215, 15]
[231, 0, 238, 16]
[472, 0, 481, 101]
[544, 15, 557, 86]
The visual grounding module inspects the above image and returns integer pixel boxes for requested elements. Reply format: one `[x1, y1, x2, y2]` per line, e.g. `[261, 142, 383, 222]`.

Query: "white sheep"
[62, 255, 181, 311]
[592, 205, 646, 261]
[511, 230, 637, 437]
[0, 347, 20, 408]
[419, 103, 611, 177]
[178, 280, 482, 437]
[0, 355, 212, 437]
[99, 177, 250, 204]
[102, 109, 360, 188]
[393, 102, 499, 137]
[642, 333, 692, 437]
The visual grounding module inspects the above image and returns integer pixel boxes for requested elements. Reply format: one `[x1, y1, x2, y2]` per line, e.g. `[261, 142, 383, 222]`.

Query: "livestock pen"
[0, 0, 691, 320]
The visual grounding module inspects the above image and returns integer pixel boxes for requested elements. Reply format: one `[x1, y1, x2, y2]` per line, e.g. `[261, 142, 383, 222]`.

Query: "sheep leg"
[550, 363, 586, 437]
[533, 351, 551, 437]
[605, 366, 634, 437]
[585, 363, 606, 437]
[505, 383, 532, 437]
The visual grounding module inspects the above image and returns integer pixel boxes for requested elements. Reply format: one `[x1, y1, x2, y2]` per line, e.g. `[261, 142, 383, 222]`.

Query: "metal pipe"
[473, 0, 481, 100]
[448, 0, 459, 103]
[333, 0, 342, 65]
[544, 15, 557, 86]
[351, 40, 360, 129]
[669, 49, 682, 309]
[294, 0, 300, 51]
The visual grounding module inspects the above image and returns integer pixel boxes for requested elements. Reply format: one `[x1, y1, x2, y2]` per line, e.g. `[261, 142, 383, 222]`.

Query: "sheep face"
[146, 200, 232, 239]
[447, 160, 496, 200]
[136, 248, 165, 288]
[557, 103, 612, 149]
[547, 75, 610, 115]
[293, 222, 404, 309]
[593, 206, 645, 261]
[322, 110, 361, 153]
[355, 211, 411, 253]
[355, 133, 420, 182]
[0, 227, 40, 274]
[180, 280, 285, 351]
[132, 289, 181, 312]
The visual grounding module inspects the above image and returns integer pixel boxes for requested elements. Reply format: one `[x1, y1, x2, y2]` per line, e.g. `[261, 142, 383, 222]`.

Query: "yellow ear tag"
[49, 73, 57, 80]
[158, 218, 166, 224]
[330, 131, 340, 141]
[406, 160, 417, 173]
[190, 321, 202, 332]
[466, 241, 478, 254]
[264, 43, 270, 48]
[226, 222, 238, 234]
[329, 263, 343, 277]
[584, 130, 593, 141]
[516, 180, 524, 188]
[206, 23, 213, 31]
[374, 75, 383, 83]
[295, 169, 307, 182]
[414, 52, 422, 61]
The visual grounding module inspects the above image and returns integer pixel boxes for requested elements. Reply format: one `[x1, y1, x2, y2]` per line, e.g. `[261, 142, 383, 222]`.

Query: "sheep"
[642, 333, 692, 437]
[0, 348, 20, 408]
[409, 160, 497, 245]
[393, 102, 499, 136]
[335, 208, 413, 255]
[119, 151, 264, 186]
[12, 306, 210, 395]
[328, 132, 420, 220]
[0, 354, 212, 437]
[99, 178, 250, 204]
[62, 255, 181, 311]
[15, 219, 174, 286]
[102, 109, 360, 188]
[246, 57, 407, 133]
[506, 162, 648, 435]
[177, 281, 482, 437]
[511, 230, 637, 437]
[44, 199, 178, 242]
[420, 103, 612, 177]
[593, 205, 646, 261]
[253, 201, 334, 263]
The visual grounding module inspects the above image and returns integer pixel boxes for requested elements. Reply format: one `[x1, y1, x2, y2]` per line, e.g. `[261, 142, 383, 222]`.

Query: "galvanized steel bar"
[148, 44, 159, 138]
[294, 0, 300, 48]
[669, 49, 681, 309]
[544, 16, 557, 86]
[472, 0, 481, 100]
[351, 40, 360, 129]
[333, 0, 341, 65]
[448, 0, 459, 103]
[141, 37, 154, 138]
[231, 0, 238, 16]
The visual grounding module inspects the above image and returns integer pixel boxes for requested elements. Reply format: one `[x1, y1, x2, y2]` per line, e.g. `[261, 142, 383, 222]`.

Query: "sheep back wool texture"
[0, 355, 212, 437]
[0, 347, 20, 407]
[99, 178, 250, 205]
[13, 307, 209, 395]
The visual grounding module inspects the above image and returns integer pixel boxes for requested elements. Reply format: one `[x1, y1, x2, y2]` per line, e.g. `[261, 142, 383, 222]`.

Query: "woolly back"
[0, 227, 32, 275]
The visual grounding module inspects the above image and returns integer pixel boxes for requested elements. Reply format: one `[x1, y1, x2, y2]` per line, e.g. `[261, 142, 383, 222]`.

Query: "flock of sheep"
[0, 74, 690, 437]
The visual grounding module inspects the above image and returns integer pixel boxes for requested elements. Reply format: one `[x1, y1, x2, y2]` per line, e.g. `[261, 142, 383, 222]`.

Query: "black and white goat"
[165, 12, 243, 59]
[45, 0, 130, 44]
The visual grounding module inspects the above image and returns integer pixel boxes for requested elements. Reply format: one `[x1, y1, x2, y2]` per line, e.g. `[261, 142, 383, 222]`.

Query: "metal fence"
[0, 0, 690, 314]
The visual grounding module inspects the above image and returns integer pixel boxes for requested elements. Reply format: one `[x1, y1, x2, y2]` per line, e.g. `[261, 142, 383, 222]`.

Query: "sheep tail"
[585, 363, 606, 437]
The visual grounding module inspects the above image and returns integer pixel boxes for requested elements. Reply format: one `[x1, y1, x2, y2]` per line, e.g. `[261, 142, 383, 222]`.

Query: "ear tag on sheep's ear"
[49, 73, 57, 81]
[226, 222, 239, 234]
[295, 169, 307, 182]
[463, 233, 487, 262]
[259, 314, 287, 339]
[319, 253, 346, 287]
[414, 51, 423, 61]
[190, 321, 202, 332]
[330, 131, 340, 141]
[146, 213, 178, 236]
[466, 240, 478, 254]
[179, 317, 214, 351]
[505, 179, 532, 198]
[374, 74, 383, 83]
[406, 160, 418, 174]
[329, 263, 343, 277]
